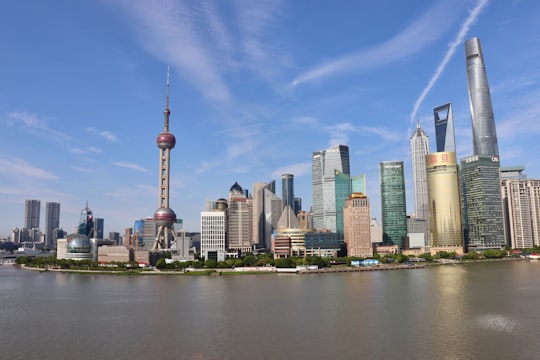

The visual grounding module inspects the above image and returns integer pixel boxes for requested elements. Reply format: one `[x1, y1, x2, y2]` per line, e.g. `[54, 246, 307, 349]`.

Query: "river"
[1, 260, 539, 359]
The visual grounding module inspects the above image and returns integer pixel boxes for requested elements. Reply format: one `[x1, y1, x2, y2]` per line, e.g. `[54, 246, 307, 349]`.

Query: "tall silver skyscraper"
[45, 202, 60, 248]
[312, 145, 350, 232]
[24, 199, 40, 229]
[410, 121, 430, 220]
[465, 37, 499, 157]
[434, 103, 456, 153]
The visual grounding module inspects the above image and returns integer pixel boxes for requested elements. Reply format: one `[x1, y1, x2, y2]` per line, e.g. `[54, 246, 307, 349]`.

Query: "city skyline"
[2, 1, 540, 237]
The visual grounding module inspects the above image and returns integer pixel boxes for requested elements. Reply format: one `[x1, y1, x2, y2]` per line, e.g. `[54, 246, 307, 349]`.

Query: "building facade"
[502, 179, 540, 249]
[252, 180, 277, 249]
[45, 201, 60, 249]
[434, 103, 456, 153]
[227, 182, 253, 254]
[281, 174, 295, 212]
[343, 193, 373, 258]
[460, 155, 504, 251]
[410, 120, 430, 221]
[200, 208, 227, 262]
[426, 152, 464, 251]
[24, 199, 41, 230]
[380, 161, 407, 249]
[465, 37, 499, 157]
[312, 144, 350, 232]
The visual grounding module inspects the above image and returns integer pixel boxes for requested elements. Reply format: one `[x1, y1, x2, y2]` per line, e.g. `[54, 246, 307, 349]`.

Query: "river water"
[1, 260, 539, 360]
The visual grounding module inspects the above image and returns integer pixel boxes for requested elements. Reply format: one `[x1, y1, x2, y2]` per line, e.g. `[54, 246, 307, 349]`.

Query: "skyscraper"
[410, 121, 430, 220]
[252, 180, 279, 249]
[501, 179, 540, 249]
[24, 199, 40, 229]
[78, 203, 94, 238]
[426, 152, 463, 252]
[227, 182, 253, 254]
[465, 37, 499, 157]
[45, 202, 60, 249]
[281, 174, 295, 212]
[380, 161, 407, 249]
[335, 170, 351, 236]
[343, 192, 373, 258]
[312, 144, 350, 232]
[153, 68, 177, 250]
[461, 155, 504, 251]
[434, 103, 456, 153]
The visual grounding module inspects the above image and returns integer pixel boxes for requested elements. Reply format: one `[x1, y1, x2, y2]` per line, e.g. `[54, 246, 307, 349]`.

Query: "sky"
[1, 0, 540, 238]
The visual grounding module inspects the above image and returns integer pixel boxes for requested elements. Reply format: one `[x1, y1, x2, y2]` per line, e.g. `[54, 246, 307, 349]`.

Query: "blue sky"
[1, 0, 539, 238]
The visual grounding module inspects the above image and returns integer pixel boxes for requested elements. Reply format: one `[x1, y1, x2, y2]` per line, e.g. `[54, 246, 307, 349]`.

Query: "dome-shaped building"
[63, 233, 96, 260]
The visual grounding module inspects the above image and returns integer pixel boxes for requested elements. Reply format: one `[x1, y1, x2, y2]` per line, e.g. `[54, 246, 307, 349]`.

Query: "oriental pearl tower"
[152, 68, 177, 250]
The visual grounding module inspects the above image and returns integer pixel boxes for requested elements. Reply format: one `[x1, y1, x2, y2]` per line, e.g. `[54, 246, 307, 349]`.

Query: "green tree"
[205, 259, 217, 268]
[275, 257, 294, 268]
[242, 254, 257, 266]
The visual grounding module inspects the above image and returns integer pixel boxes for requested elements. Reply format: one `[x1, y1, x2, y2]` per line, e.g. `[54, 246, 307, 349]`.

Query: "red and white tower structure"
[153, 68, 177, 250]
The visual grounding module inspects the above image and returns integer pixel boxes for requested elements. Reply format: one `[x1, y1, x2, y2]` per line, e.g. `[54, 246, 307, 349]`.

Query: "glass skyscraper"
[380, 161, 407, 249]
[410, 121, 430, 220]
[460, 155, 504, 251]
[281, 174, 295, 212]
[45, 202, 60, 249]
[312, 145, 350, 232]
[24, 199, 40, 229]
[465, 37, 499, 157]
[434, 103, 456, 153]
[335, 170, 352, 237]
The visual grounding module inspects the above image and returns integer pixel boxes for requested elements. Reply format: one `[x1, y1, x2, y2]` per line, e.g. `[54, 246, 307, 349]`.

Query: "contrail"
[410, 0, 490, 122]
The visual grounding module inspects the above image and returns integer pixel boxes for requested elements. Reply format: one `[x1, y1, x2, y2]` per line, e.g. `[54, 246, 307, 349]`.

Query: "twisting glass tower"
[153, 68, 177, 250]
[465, 37, 499, 157]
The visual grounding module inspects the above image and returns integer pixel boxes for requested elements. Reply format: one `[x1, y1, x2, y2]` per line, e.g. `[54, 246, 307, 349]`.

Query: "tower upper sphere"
[157, 131, 176, 150]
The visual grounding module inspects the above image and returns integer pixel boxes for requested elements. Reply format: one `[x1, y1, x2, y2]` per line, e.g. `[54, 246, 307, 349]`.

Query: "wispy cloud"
[410, 0, 490, 121]
[322, 122, 402, 148]
[289, 1, 460, 87]
[0, 154, 58, 180]
[6, 111, 71, 140]
[112, 161, 149, 173]
[120, 0, 232, 104]
[86, 127, 119, 142]
[271, 162, 312, 179]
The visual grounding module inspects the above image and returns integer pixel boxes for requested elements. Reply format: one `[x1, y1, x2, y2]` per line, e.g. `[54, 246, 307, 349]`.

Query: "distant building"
[109, 232, 121, 246]
[227, 182, 253, 254]
[380, 161, 407, 249]
[410, 121, 430, 221]
[273, 236, 292, 259]
[460, 154, 504, 251]
[274, 228, 314, 257]
[200, 200, 227, 262]
[45, 202, 60, 249]
[312, 144, 350, 232]
[304, 232, 343, 258]
[281, 174, 295, 212]
[98, 246, 134, 263]
[343, 192, 373, 258]
[252, 180, 280, 249]
[94, 218, 104, 240]
[24, 199, 41, 230]
[501, 179, 540, 248]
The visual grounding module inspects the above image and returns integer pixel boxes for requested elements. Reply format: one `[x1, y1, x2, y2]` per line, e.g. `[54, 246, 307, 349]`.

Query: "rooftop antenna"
[164, 65, 171, 132]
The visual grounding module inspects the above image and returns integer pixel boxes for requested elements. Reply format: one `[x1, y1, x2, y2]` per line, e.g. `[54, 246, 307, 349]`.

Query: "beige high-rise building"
[502, 179, 540, 249]
[426, 152, 464, 254]
[227, 182, 253, 254]
[343, 193, 373, 258]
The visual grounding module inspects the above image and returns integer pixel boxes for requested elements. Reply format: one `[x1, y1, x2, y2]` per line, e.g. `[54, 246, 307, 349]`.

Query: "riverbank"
[17, 256, 525, 276]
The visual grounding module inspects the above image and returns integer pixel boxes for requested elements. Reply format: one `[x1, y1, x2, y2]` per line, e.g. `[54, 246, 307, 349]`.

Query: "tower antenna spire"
[164, 65, 171, 131]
